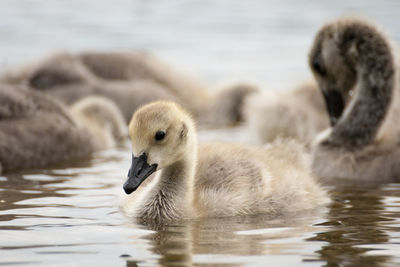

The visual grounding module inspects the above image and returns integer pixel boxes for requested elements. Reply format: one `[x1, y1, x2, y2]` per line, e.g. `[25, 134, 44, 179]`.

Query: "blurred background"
[1, 0, 399, 90]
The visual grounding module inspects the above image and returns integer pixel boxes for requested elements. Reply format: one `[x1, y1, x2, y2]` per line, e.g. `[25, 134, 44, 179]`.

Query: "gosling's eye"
[312, 57, 326, 76]
[155, 131, 166, 141]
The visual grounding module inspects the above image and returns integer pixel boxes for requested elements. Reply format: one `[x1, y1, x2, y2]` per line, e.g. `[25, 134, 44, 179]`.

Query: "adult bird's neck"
[331, 30, 395, 150]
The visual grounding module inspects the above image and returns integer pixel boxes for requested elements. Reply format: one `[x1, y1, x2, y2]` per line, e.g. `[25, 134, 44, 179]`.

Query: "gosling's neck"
[140, 138, 198, 223]
[331, 26, 395, 150]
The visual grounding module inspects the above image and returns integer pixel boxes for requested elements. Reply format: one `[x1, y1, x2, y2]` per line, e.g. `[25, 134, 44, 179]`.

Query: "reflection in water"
[124, 223, 194, 267]
[120, 182, 400, 266]
[307, 183, 399, 266]
[125, 211, 326, 267]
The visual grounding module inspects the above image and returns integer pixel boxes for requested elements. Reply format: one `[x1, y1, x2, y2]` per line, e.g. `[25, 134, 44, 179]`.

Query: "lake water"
[1, 0, 400, 266]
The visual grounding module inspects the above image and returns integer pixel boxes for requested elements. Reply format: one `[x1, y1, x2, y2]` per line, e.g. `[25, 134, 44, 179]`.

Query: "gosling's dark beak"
[123, 153, 157, 195]
[322, 89, 345, 126]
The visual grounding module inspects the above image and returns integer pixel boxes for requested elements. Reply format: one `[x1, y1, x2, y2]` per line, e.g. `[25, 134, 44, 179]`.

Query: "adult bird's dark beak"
[322, 89, 345, 126]
[123, 153, 157, 195]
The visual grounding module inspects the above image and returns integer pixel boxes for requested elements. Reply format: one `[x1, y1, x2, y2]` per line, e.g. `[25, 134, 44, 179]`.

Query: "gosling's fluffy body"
[120, 101, 329, 224]
[194, 141, 328, 217]
[245, 82, 329, 145]
[0, 85, 126, 174]
[0, 51, 257, 127]
[0, 84, 91, 173]
[309, 18, 400, 181]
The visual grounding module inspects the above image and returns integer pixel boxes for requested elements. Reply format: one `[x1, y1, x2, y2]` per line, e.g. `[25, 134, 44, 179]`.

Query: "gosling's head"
[308, 18, 381, 125]
[124, 101, 195, 194]
[71, 96, 127, 145]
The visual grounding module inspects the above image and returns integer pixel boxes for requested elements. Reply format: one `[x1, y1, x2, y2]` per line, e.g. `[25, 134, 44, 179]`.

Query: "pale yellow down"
[120, 101, 329, 224]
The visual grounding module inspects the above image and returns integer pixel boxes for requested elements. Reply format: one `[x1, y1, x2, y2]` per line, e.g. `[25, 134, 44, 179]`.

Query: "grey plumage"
[0, 84, 93, 173]
[0, 85, 127, 174]
[309, 18, 400, 181]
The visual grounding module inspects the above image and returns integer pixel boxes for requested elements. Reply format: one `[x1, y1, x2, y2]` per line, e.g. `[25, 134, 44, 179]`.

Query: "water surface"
[1, 138, 400, 266]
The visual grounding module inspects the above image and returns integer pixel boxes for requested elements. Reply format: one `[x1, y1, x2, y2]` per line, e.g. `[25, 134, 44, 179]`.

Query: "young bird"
[120, 101, 329, 224]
